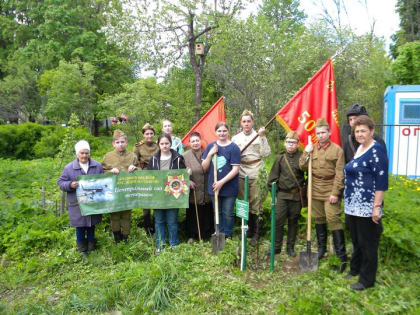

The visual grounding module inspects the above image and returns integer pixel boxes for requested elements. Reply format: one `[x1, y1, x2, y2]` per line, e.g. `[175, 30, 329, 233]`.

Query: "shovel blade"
[211, 233, 226, 255]
[299, 251, 318, 272]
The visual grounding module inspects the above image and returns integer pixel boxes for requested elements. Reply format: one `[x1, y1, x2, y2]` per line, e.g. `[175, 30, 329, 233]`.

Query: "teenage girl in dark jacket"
[148, 133, 186, 254]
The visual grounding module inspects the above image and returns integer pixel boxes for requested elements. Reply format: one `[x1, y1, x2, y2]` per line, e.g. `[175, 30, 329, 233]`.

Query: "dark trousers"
[186, 202, 214, 240]
[76, 226, 95, 242]
[275, 198, 301, 250]
[348, 215, 383, 287]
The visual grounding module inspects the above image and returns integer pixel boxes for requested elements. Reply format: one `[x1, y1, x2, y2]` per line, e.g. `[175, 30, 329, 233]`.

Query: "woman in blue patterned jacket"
[343, 115, 388, 291]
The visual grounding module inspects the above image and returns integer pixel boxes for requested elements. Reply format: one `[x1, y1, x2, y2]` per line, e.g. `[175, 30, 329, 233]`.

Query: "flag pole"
[240, 115, 277, 153]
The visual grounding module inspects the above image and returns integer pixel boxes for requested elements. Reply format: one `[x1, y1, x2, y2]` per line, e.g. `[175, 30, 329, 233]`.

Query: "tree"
[390, 41, 420, 84]
[390, 0, 420, 58]
[0, 57, 40, 122]
[100, 77, 166, 141]
[116, 0, 247, 120]
[38, 60, 96, 126]
[0, 0, 135, 128]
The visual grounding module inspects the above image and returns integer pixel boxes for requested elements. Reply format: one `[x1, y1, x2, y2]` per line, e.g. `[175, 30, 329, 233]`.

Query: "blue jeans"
[75, 226, 95, 242]
[154, 209, 179, 249]
[211, 195, 236, 237]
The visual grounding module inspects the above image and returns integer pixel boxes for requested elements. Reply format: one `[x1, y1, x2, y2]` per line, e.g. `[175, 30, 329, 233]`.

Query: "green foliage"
[390, 0, 420, 58]
[0, 0, 135, 123]
[100, 78, 166, 141]
[0, 123, 49, 159]
[0, 203, 68, 259]
[390, 41, 420, 84]
[0, 120, 103, 160]
[256, 166, 269, 215]
[381, 176, 420, 262]
[39, 60, 96, 124]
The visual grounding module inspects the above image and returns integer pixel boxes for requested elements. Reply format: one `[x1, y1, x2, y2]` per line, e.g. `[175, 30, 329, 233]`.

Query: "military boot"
[113, 231, 122, 244]
[250, 216, 263, 247]
[76, 241, 88, 258]
[315, 224, 328, 260]
[286, 219, 298, 257]
[332, 229, 347, 273]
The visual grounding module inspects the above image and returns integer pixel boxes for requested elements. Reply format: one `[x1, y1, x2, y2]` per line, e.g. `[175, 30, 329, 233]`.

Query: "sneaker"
[187, 238, 194, 244]
[154, 249, 161, 256]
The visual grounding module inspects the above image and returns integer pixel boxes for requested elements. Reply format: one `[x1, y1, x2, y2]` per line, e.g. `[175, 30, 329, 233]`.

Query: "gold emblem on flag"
[327, 80, 335, 92]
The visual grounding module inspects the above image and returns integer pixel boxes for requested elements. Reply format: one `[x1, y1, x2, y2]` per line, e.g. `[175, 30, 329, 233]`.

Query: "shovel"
[299, 136, 318, 271]
[212, 153, 225, 254]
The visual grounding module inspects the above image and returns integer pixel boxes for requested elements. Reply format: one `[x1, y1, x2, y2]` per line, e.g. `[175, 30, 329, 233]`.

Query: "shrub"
[0, 123, 49, 159]
[0, 122, 105, 159]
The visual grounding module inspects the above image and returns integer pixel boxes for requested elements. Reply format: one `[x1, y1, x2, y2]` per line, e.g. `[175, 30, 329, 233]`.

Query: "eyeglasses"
[285, 141, 298, 145]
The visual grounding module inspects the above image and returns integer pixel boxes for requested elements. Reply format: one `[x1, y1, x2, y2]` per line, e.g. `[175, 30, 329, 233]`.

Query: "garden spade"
[212, 153, 225, 254]
[299, 137, 318, 271]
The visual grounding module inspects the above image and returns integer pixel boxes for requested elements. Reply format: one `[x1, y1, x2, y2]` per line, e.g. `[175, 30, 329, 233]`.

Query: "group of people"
[58, 105, 388, 291]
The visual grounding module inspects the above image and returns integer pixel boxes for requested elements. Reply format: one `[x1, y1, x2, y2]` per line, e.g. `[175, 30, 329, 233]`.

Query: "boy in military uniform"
[102, 130, 139, 243]
[267, 131, 305, 256]
[232, 110, 271, 246]
[299, 118, 347, 272]
[134, 123, 159, 234]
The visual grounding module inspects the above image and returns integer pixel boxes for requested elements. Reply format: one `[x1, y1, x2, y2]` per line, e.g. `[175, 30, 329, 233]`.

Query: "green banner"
[76, 170, 190, 215]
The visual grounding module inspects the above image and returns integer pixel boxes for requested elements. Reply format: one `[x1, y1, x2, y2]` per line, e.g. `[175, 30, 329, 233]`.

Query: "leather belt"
[313, 174, 335, 180]
[279, 188, 299, 194]
[241, 159, 261, 165]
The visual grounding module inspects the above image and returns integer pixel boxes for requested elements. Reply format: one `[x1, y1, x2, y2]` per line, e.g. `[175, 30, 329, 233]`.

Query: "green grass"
[0, 158, 419, 314]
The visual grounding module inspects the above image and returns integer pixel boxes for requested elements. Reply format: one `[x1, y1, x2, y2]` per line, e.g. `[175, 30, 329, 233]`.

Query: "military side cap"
[142, 123, 155, 134]
[113, 129, 126, 140]
[241, 109, 254, 120]
[286, 131, 299, 140]
[315, 118, 329, 128]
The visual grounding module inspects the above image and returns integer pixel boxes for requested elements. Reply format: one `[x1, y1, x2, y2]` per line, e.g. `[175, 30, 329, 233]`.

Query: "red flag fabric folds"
[181, 96, 226, 149]
[276, 59, 341, 147]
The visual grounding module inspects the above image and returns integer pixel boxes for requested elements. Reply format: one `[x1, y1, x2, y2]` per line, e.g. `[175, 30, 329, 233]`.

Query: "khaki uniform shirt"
[267, 151, 305, 201]
[299, 141, 344, 200]
[102, 149, 139, 173]
[183, 148, 211, 205]
[231, 129, 271, 179]
[133, 140, 159, 170]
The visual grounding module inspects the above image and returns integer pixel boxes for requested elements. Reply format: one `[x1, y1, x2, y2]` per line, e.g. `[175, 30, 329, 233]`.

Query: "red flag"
[276, 59, 341, 147]
[182, 96, 226, 148]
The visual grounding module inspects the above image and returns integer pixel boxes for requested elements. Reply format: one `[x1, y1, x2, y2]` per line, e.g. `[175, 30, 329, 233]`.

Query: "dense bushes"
[0, 123, 102, 159]
[0, 123, 48, 159]
[381, 176, 420, 262]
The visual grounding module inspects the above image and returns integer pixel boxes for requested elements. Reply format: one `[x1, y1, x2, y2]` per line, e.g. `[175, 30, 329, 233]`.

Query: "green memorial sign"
[235, 199, 249, 220]
[76, 170, 189, 215]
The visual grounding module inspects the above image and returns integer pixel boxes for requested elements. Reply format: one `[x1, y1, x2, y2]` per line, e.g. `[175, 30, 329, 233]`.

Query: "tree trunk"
[92, 114, 99, 136]
[193, 59, 203, 120]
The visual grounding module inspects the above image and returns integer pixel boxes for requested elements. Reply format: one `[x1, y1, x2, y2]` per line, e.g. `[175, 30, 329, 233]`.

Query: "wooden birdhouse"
[195, 42, 204, 55]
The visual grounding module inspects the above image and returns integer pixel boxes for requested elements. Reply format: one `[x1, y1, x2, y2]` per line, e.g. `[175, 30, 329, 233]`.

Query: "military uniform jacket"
[133, 140, 159, 170]
[299, 141, 344, 200]
[231, 129, 271, 179]
[102, 149, 139, 173]
[268, 151, 305, 201]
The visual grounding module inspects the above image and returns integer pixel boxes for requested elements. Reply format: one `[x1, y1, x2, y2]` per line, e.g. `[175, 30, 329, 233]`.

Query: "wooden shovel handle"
[213, 154, 219, 225]
[307, 136, 312, 242]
